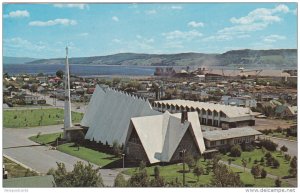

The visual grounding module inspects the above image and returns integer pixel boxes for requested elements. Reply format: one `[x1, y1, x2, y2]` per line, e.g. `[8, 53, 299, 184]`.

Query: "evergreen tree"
[211, 163, 243, 187]
[114, 173, 127, 187]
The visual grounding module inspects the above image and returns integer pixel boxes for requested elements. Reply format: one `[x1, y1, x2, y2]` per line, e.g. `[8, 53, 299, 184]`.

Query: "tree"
[241, 158, 248, 172]
[289, 156, 297, 177]
[127, 167, 149, 187]
[154, 166, 160, 179]
[261, 168, 267, 178]
[56, 70, 64, 79]
[185, 152, 196, 172]
[193, 166, 204, 181]
[114, 173, 127, 187]
[280, 145, 288, 153]
[273, 159, 280, 168]
[112, 140, 122, 157]
[275, 177, 281, 187]
[47, 161, 103, 187]
[260, 139, 278, 151]
[230, 145, 242, 157]
[251, 165, 261, 181]
[284, 154, 291, 162]
[211, 163, 243, 187]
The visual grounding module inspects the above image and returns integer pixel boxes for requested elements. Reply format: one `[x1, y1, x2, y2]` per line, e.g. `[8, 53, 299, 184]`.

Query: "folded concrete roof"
[154, 99, 254, 118]
[129, 111, 206, 164]
[81, 85, 160, 146]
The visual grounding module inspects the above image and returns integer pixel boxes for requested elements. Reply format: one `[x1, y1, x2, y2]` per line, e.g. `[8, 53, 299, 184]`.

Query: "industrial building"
[152, 100, 256, 129]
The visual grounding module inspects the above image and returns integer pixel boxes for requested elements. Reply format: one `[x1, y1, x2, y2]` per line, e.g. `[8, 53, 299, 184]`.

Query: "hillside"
[24, 49, 298, 68]
[3, 56, 41, 64]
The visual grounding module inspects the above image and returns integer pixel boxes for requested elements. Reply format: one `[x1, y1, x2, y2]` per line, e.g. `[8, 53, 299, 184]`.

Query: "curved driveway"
[3, 125, 127, 187]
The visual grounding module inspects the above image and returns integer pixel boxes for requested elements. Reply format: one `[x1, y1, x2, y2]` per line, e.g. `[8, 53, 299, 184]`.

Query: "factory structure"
[80, 85, 261, 164]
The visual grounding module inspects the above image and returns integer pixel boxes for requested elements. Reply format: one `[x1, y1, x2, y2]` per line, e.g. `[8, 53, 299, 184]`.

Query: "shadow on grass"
[103, 156, 119, 160]
[187, 180, 197, 184]
[245, 184, 254, 187]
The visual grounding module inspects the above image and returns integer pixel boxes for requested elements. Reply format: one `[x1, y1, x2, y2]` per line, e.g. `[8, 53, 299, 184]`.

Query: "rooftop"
[202, 126, 262, 141]
[154, 99, 254, 118]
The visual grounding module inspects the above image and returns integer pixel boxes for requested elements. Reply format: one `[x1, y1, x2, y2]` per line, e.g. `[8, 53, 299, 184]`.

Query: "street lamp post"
[180, 149, 186, 186]
[122, 153, 125, 169]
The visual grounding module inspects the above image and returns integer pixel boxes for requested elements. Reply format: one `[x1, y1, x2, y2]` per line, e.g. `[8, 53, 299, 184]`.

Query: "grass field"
[3, 108, 83, 128]
[28, 132, 119, 167]
[221, 149, 291, 177]
[29, 132, 63, 145]
[267, 132, 297, 141]
[123, 158, 289, 187]
[3, 157, 38, 178]
[57, 143, 119, 167]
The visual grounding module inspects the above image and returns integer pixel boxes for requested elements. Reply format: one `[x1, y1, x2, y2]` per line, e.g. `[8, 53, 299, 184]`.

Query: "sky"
[3, 3, 298, 59]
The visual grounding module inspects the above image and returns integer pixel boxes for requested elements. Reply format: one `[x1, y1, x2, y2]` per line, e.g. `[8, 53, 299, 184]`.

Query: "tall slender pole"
[63, 46, 72, 139]
[122, 154, 125, 169]
[183, 149, 186, 186]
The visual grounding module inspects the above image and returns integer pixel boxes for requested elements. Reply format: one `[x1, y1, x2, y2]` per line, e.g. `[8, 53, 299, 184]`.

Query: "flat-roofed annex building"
[203, 126, 262, 149]
[153, 100, 256, 129]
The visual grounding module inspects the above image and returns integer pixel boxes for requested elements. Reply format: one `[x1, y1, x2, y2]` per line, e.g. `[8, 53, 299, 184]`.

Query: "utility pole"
[122, 153, 125, 169]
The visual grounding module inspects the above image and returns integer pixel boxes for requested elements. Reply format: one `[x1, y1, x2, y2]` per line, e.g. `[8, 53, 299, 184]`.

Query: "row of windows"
[209, 137, 252, 147]
[154, 105, 227, 118]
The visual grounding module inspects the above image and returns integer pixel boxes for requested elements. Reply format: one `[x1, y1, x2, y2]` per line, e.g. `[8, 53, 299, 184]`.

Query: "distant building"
[24, 95, 39, 105]
[221, 96, 257, 108]
[275, 105, 297, 119]
[152, 100, 256, 129]
[205, 73, 223, 82]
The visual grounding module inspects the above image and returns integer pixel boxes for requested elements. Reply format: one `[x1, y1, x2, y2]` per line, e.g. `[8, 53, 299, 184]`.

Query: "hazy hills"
[3, 56, 40, 64]
[5, 49, 297, 68]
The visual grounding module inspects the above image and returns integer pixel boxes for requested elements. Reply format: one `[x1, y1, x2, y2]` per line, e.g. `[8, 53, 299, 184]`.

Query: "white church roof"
[81, 85, 160, 146]
[128, 111, 206, 164]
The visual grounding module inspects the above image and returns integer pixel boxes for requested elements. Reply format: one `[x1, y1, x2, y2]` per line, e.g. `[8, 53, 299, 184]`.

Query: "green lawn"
[221, 149, 291, 177]
[123, 158, 287, 187]
[3, 108, 83, 128]
[3, 157, 38, 178]
[29, 132, 63, 145]
[57, 143, 119, 167]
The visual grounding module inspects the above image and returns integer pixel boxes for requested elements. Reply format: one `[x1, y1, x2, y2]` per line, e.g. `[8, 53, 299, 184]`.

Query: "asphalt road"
[3, 125, 128, 187]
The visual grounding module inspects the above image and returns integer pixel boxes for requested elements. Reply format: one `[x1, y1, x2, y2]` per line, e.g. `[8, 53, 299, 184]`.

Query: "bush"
[261, 168, 267, 178]
[260, 139, 278, 151]
[284, 154, 291, 162]
[273, 159, 280, 168]
[230, 145, 242, 157]
[280, 145, 288, 153]
[275, 177, 281, 187]
[114, 173, 127, 187]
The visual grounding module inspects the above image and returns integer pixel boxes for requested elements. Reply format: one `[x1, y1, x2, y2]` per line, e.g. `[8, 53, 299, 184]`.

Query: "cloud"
[53, 4, 88, 10]
[3, 37, 46, 51]
[3, 10, 29, 18]
[162, 30, 202, 40]
[188, 21, 204, 28]
[112, 16, 119, 22]
[29, 19, 77, 27]
[202, 34, 233, 42]
[263, 34, 286, 42]
[219, 4, 292, 36]
[145, 9, 157, 15]
[112, 38, 121, 43]
[78, 32, 89, 36]
[171, 6, 182, 10]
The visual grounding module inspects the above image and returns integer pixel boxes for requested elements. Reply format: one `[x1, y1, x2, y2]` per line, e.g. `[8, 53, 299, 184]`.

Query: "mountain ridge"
[4, 49, 297, 68]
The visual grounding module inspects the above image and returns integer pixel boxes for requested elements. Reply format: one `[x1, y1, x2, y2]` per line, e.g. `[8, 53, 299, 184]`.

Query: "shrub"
[260, 139, 278, 151]
[230, 145, 242, 157]
[275, 177, 281, 187]
[273, 159, 280, 168]
[280, 145, 288, 153]
[284, 154, 291, 162]
[261, 168, 267, 178]
[114, 173, 127, 187]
